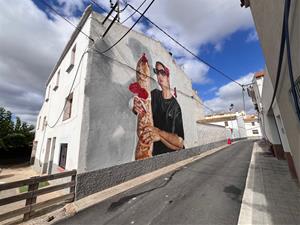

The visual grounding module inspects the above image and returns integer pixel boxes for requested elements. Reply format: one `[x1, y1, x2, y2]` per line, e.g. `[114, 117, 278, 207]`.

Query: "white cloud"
[177, 58, 210, 83]
[0, 0, 255, 124]
[95, 0, 254, 83]
[204, 86, 218, 95]
[246, 29, 258, 42]
[0, 0, 75, 124]
[56, 0, 86, 17]
[204, 73, 256, 114]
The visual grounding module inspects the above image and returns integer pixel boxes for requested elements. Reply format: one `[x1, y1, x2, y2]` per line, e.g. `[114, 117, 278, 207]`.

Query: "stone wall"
[76, 140, 227, 199]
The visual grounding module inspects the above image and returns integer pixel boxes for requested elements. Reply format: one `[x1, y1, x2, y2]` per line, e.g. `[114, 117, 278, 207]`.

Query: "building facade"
[243, 0, 300, 180]
[198, 112, 261, 140]
[244, 115, 262, 138]
[33, 6, 226, 174]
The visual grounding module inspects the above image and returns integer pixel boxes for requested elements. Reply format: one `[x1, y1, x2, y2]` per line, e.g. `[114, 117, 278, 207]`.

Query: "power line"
[268, 0, 289, 113]
[121, 0, 147, 24]
[99, 0, 156, 54]
[91, 47, 216, 113]
[87, 1, 242, 89]
[47, 50, 89, 128]
[127, 4, 243, 87]
[40, 0, 94, 42]
[89, 0, 108, 12]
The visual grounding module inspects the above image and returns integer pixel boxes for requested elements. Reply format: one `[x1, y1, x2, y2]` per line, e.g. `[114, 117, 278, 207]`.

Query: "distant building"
[32, 6, 226, 175]
[247, 71, 264, 113]
[198, 111, 261, 139]
[244, 114, 262, 138]
[242, 0, 299, 180]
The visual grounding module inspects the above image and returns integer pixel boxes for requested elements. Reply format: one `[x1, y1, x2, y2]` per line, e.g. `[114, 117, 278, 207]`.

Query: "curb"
[24, 142, 240, 225]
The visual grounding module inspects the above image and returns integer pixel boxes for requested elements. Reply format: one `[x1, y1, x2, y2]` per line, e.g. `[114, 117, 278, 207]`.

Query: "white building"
[244, 115, 262, 138]
[198, 112, 249, 140]
[247, 71, 264, 113]
[242, 0, 299, 180]
[32, 6, 226, 174]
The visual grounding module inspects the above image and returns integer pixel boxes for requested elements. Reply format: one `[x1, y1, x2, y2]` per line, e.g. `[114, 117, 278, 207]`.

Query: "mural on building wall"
[129, 54, 185, 160]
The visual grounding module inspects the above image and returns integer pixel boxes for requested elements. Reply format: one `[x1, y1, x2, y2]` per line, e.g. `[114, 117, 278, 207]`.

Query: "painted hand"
[140, 126, 161, 144]
[133, 96, 146, 116]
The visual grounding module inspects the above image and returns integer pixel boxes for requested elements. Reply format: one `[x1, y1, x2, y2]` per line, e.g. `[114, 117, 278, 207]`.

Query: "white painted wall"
[252, 75, 264, 112]
[78, 11, 209, 172]
[196, 123, 226, 145]
[259, 70, 281, 144]
[250, 0, 300, 178]
[244, 121, 262, 137]
[272, 101, 291, 152]
[33, 9, 225, 174]
[33, 14, 92, 173]
[209, 119, 241, 139]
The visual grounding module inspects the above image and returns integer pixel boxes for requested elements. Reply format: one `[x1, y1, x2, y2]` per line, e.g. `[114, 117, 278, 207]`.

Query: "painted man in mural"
[132, 60, 185, 156]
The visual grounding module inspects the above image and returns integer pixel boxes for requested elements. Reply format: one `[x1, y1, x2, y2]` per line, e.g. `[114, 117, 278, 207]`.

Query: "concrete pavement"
[238, 141, 300, 225]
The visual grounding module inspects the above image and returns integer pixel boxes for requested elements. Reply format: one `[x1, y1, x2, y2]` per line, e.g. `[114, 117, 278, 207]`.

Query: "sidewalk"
[238, 141, 300, 224]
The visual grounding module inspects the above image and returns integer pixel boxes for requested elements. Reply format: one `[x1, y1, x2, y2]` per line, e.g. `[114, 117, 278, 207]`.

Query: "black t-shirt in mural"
[151, 89, 184, 156]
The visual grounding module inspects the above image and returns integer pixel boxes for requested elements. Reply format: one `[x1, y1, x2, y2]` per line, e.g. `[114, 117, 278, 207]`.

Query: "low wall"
[76, 139, 227, 199]
[196, 123, 227, 145]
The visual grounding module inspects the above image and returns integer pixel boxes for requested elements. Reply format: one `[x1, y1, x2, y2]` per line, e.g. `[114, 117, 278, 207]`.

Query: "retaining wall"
[76, 139, 227, 199]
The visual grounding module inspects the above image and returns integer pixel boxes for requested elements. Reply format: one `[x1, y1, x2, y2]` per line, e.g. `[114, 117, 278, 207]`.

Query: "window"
[224, 121, 228, 126]
[45, 85, 51, 102]
[289, 77, 300, 121]
[59, 144, 68, 169]
[37, 116, 41, 130]
[42, 116, 47, 131]
[251, 122, 255, 126]
[53, 70, 60, 90]
[252, 129, 259, 134]
[66, 44, 76, 73]
[63, 93, 73, 121]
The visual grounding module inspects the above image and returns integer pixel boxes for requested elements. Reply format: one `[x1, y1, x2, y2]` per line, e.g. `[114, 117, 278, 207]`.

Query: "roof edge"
[45, 5, 93, 86]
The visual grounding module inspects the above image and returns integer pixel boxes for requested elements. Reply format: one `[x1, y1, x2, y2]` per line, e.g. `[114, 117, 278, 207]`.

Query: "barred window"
[289, 77, 300, 116]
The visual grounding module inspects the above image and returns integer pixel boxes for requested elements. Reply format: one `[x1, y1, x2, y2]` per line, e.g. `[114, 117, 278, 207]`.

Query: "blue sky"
[195, 29, 265, 100]
[0, 0, 265, 123]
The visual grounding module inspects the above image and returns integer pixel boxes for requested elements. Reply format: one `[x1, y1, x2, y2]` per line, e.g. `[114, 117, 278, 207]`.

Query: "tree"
[0, 107, 35, 153]
[0, 107, 14, 139]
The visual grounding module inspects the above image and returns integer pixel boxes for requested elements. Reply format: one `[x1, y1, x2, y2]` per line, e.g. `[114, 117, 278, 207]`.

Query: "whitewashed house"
[32, 6, 226, 174]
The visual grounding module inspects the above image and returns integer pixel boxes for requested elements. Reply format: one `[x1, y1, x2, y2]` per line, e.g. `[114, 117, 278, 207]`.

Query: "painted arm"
[158, 129, 184, 150]
[142, 126, 184, 150]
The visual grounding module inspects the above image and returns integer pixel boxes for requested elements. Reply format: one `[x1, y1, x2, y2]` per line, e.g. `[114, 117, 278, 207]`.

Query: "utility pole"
[110, 0, 120, 22]
[242, 85, 246, 114]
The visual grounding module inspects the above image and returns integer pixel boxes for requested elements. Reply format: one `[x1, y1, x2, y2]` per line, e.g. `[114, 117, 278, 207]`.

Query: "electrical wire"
[47, 50, 89, 128]
[121, 0, 147, 24]
[40, 0, 94, 42]
[43, 0, 244, 112]
[91, 47, 216, 113]
[89, 0, 108, 12]
[99, 0, 156, 54]
[267, 0, 288, 112]
[41, 0, 222, 120]
[127, 4, 243, 87]
[90, 0, 247, 111]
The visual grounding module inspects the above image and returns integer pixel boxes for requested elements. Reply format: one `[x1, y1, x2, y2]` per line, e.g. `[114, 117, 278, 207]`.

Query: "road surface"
[56, 140, 254, 225]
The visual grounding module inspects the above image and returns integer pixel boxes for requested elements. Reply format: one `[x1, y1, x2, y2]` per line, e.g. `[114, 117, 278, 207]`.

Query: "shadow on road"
[107, 169, 181, 212]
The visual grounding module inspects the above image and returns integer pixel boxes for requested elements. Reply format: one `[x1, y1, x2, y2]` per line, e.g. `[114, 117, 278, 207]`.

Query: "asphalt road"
[56, 140, 254, 225]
